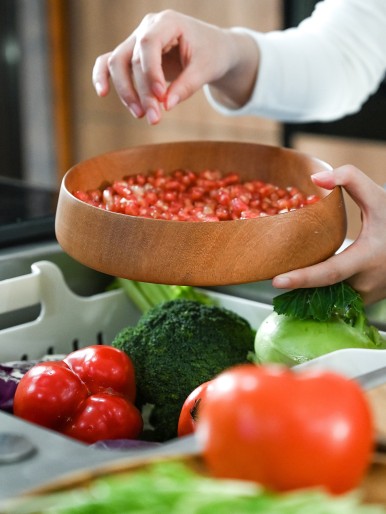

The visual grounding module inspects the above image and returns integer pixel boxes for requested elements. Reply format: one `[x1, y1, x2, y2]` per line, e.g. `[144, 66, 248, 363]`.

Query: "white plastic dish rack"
[2, 260, 386, 380]
[0, 260, 273, 363]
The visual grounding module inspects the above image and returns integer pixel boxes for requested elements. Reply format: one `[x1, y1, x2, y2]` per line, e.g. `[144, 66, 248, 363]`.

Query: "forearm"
[208, 29, 260, 110]
[206, 0, 386, 122]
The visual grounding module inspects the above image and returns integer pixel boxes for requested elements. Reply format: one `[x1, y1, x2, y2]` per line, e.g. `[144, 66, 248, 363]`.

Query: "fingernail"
[146, 107, 160, 125]
[128, 103, 143, 118]
[311, 170, 333, 180]
[165, 93, 179, 110]
[95, 81, 104, 96]
[273, 276, 292, 288]
[152, 82, 166, 101]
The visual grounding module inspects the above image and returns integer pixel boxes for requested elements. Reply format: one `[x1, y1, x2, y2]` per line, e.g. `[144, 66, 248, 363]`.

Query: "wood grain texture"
[10, 377, 386, 504]
[15, 453, 386, 507]
[55, 141, 347, 285]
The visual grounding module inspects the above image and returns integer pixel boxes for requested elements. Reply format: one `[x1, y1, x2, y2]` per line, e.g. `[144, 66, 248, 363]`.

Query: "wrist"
[209, 28, 260, 109]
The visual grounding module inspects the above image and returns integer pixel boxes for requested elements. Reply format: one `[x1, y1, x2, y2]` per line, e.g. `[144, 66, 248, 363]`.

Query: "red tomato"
[13, 362, 88, 429]
[197, 364, 374, 495]
[14, 346, 142, 444]
[62, 393, 143, 444]
[64, 345, 136, 403]
[177, 381, 212, 437]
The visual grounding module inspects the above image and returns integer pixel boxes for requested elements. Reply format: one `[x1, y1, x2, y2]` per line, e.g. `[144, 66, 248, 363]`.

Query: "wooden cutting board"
[5, 383, 386, 508]
[361, 383, 386, 505]
[6, 451, 383, 505]
[366, 382, 386, 441]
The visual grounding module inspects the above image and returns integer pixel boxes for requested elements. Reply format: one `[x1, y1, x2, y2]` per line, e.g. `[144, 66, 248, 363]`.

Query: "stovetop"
[0, 177, 58, 247]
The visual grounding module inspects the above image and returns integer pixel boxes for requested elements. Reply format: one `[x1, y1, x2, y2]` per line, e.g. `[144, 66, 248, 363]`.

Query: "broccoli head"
[112, 299, 255, 441]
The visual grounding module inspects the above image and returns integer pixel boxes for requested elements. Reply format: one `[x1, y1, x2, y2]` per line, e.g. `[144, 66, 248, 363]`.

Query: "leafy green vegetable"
[113, 299, 255, 441]
[112, 277, 216, 314]
[273, 282, 364, 323]
[254, 282, 386, 366]
[4, 461, 385, 514]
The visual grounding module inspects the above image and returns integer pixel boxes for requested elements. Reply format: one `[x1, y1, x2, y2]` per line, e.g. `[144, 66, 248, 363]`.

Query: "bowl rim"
[61, 139, 336, 226]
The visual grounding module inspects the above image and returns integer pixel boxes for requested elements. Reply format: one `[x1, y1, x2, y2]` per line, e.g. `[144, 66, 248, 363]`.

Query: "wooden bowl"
[55, 141, 347, 286]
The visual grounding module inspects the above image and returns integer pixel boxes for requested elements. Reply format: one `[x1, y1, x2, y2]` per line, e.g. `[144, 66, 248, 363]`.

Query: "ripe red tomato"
[197, 364, 374, 495]
[62, 393, 143, 444]
[14, 346, 142, 444]
[177, 381, 212, 437]
[13, 362, 89, 429]
[64, 345, 136, 403]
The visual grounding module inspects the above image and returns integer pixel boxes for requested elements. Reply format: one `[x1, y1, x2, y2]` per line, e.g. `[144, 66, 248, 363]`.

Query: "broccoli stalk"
[114, 277, 216, 314]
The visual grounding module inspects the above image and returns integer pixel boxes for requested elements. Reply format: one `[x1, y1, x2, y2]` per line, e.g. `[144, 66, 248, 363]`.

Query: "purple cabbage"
[0, 356, 64, 413]
[0, 361, 37, 412]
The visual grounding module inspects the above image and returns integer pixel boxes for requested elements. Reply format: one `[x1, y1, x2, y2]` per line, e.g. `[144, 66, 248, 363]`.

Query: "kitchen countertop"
[0, 410, 199, 501]
[2, 408, 386, 507]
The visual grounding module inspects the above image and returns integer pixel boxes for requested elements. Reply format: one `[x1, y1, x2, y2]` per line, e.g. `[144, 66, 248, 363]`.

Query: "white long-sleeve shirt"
[205, 0, 386, 122]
